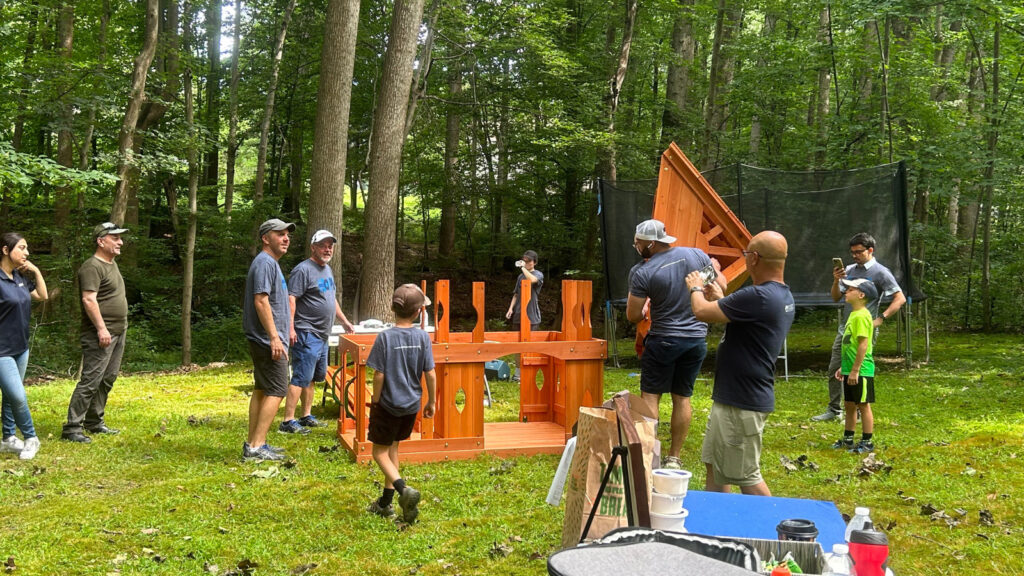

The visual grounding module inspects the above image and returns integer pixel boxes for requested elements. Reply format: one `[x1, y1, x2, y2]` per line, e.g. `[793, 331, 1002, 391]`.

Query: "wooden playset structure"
[330, 279, 606, 463]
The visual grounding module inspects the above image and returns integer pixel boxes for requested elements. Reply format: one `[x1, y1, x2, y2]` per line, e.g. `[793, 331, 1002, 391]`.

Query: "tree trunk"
[308, 0, 361, 311]
[359, 0, 428, 321]
[182, 68, 200, 365]
[287, 117, 304, 221]
[201, 0, 222, 206]
[439, 60, 461, 260]
[79, 0, 110, 171]
[54, 0, 75, 243]
[747, 12, 775, 162]
[980, 22, 998, 331]
[661, 0, 695, 152]
[597, 0, 638, 182]
[702, 0, 742, 170]
[224, 0, 243, 219]
[254, 0, 297, 202]
[111, 0, 159, 225]
[403, 0, 440, 140]
[814, 5, 831, 167]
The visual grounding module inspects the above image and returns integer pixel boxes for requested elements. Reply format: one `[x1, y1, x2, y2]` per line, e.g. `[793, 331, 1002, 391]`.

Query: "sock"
[862, 433, 873, 443]
[393, 478, 407, 494]
[379, 488, 395, 507]
[843, 430, 855, 441]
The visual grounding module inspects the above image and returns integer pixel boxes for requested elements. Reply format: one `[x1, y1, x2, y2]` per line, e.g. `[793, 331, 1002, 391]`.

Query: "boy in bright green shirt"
[832, 278, 878, 453]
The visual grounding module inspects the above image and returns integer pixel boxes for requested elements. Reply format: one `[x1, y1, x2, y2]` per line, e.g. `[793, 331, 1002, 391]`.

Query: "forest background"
[1, 0, 1022, 376]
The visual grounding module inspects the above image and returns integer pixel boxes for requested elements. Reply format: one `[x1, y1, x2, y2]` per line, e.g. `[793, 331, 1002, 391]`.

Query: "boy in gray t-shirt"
[365, 284, 437, 523]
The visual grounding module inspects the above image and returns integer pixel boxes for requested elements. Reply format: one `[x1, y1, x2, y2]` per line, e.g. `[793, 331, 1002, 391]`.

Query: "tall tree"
[597, 0, 639, 181]
[111, 0, 159, 225]
[359, 0, 428, 320]
[702, 0, 742, 169]
[660, 0, 696, 152]
[224, 0, 243, 218]
[307, 0, 361, 310]
[182, 67, 199, 365]
[53, 0, 75, 240]
[439, 59, 461, 260]
[201, 0, 222, 206]
[253, 0, 297, 202]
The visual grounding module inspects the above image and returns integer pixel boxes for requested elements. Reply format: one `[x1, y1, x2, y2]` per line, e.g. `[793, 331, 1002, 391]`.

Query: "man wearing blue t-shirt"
[810, 232, 905, 422]
[687, 231, 795, 496]
[241, 218, 294, 462]
[281, 230, 355, 434]
[626, 219, 725, 469]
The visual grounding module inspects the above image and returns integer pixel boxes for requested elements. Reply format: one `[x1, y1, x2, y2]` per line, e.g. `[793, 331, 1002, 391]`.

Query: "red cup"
[848, 523, 889, 576]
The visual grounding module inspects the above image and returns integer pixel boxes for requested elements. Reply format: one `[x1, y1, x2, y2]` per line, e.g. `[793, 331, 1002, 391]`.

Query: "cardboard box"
[724, 537, 828, 575]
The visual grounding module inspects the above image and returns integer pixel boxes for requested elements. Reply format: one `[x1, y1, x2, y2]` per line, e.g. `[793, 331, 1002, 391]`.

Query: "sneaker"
[298, 415, 327, 428]
[265, 443, 286, 454]
[60, 432, 92, 444]
[850, 440, 875, 454]
[661, 456, 683, 469]
[86, 424, 120, 435]
[0, 436, 24, 453]
[397, 486, 421, 523]
[832, 438, 854, 450]
[811, 410, 841, 422]
[242, 442, 286, 461]
[278, 420, 311, 435]
[19, 437, 40, 460]
[367, 499, 396, 518]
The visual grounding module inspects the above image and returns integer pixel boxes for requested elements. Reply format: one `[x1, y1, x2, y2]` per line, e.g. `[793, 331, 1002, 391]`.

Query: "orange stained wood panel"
[436, 362, 484, 439]
[654, 142, 752, 292]
[434, 279, 450, 343]
[472, 282, 485, 343]
[519, 278, 532, 340]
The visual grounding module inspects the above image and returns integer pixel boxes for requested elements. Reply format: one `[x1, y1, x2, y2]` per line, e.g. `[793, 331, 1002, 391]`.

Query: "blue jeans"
[0, 349, 37, 439]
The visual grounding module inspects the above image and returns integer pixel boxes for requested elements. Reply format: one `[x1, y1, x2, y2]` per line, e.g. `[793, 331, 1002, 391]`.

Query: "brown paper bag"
[560, 393, 657, 548]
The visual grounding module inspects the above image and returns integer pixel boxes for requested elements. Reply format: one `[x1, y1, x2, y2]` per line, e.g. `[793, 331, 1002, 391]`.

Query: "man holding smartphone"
[811, 232, 906, 422]
[626, 219, 726, 469]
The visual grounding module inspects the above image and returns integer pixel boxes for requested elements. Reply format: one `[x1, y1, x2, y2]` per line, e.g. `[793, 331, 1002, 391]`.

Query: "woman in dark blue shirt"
[0, 232, 48, 460]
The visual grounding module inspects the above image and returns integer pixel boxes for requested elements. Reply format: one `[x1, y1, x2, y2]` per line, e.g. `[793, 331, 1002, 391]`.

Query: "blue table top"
[682, 490, 847, 549]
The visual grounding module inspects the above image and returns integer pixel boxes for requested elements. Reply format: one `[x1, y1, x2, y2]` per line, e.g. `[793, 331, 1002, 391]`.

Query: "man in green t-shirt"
[62, 222, 130, 444]
[832, 278, 878, 454]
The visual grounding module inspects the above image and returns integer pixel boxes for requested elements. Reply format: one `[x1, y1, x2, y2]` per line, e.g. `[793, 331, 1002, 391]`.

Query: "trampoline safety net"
[598, 161, 921, 307]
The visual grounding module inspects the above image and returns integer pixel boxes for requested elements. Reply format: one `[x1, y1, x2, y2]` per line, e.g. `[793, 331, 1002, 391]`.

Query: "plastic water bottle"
[822, 543, 853, 575]
[844, 506, 872, 543]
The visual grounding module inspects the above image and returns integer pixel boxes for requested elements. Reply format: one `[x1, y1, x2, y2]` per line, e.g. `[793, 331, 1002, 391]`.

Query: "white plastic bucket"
[652, 469, 692, 496]
[650, 508, 689, 532]
[650, 490, 686, 514]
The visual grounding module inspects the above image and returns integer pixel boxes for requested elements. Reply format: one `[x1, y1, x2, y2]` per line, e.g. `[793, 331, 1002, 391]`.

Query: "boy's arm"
[849, 335, 868, 384]
[371, 371, 385, 404]
[422, 369, 437, 418]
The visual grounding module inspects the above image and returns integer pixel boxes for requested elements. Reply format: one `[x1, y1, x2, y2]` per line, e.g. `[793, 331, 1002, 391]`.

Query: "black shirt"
[713, 281, 795, 412]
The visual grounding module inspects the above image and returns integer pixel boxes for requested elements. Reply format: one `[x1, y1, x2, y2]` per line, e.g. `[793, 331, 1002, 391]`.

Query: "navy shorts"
[368, 403, 418, 445]
[640, 335, 707, 397]
[843, 375, 875, 404]
[290, 330, 328, 387]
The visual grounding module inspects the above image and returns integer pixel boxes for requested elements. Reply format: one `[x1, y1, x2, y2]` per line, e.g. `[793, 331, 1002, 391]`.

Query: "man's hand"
[848, 368, 860, 385]
[703, 281, 724, 302]
[685, 270, 704, 292]
[710, 257, 722, 272]
[423, 400, 436, 419]
[289, 328, 298, 346]
[505, 308, 514, 320]
[97, 327, 112, 348]
[269, 335, 287, 361]
[872, 316, 884, 328]
[834, 368, 843, 381]
[641, 299, 650, 320]
[515, 260, 525, 268]
[833, 266, 846, 281]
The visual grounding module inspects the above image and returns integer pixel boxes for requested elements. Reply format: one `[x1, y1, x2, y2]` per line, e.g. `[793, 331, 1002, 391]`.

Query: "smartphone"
[698, 264, 718, 286]
[832, 257, 844, 270]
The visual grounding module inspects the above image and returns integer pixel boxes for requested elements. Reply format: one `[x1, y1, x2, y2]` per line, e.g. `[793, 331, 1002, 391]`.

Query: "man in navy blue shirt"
[687, 231, 795, 496]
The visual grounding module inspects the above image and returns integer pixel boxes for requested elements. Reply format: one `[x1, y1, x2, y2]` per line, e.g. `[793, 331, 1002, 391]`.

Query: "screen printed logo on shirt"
[317, 277, 335, 294]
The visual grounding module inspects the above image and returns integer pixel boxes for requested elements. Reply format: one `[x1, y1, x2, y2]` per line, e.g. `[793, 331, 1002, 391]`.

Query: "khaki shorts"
[701, 402, 768, 487]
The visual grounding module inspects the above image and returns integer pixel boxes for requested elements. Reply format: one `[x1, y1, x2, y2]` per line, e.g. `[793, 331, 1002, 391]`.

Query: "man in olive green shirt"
[62, 223, 130, 443]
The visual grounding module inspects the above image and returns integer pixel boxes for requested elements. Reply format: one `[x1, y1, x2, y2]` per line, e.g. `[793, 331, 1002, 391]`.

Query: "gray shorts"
[701, 402, 768, 487]
[248, 340, 289, 397]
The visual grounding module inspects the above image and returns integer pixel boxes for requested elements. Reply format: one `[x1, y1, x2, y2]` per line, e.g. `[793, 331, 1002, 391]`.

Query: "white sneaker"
[19, 437, 40, 460]
[0, 436, 24, 453]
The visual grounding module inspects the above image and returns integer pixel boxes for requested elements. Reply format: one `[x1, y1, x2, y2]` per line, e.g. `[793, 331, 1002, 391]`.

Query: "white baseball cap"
[311, 229, 337, 244]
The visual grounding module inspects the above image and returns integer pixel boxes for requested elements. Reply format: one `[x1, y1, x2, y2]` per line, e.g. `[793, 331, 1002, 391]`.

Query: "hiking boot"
[661, 456, 683, 470]
[398, 486, 421, 524]
[242, 442, 286, 461]
[850, 440, 875, 454]
[367, 499, 396, 518]
[832, 438, 854, 450]
[87, 424, 120, 435]
[0, 436, 24, 453]
[19, 437, 40, 460]
[278, 419, 310, 435]
[811, 410, 841, 422]
[298, 415, 327, 428]
[60, 432, 92, 444]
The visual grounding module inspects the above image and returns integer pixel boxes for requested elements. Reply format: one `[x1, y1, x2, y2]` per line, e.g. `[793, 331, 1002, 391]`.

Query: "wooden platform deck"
[340, 421, 568, 464]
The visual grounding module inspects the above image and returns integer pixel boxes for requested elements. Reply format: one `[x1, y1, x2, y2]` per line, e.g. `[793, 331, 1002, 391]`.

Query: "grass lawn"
[1, 317, 1022, 575]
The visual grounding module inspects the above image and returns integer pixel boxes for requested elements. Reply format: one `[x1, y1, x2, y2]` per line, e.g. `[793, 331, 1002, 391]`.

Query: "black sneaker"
[398, 486, 421, 523]
[87, 425, 120, 435]
[367, 499, 396, 518]
[298, 415, 327, 428]
[61, 432, 92, 444]
[850, 440, 875, 454]
[832, 438, 854, 450]
[278, 419, 311, 435]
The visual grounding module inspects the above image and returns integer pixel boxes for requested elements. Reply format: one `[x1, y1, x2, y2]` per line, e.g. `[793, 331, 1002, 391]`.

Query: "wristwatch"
[689, 286, 703, 293]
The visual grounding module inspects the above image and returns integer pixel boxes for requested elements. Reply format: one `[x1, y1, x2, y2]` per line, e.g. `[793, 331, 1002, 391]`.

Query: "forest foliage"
[1, 0, 1023, 372]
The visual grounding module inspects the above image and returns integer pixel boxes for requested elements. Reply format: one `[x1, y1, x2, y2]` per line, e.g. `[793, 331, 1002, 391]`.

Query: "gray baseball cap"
[93, 222, 129, 238]
[840, 277, 878, 303]
[258, 218, 296, 238]
[635, 219, 677, 244]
